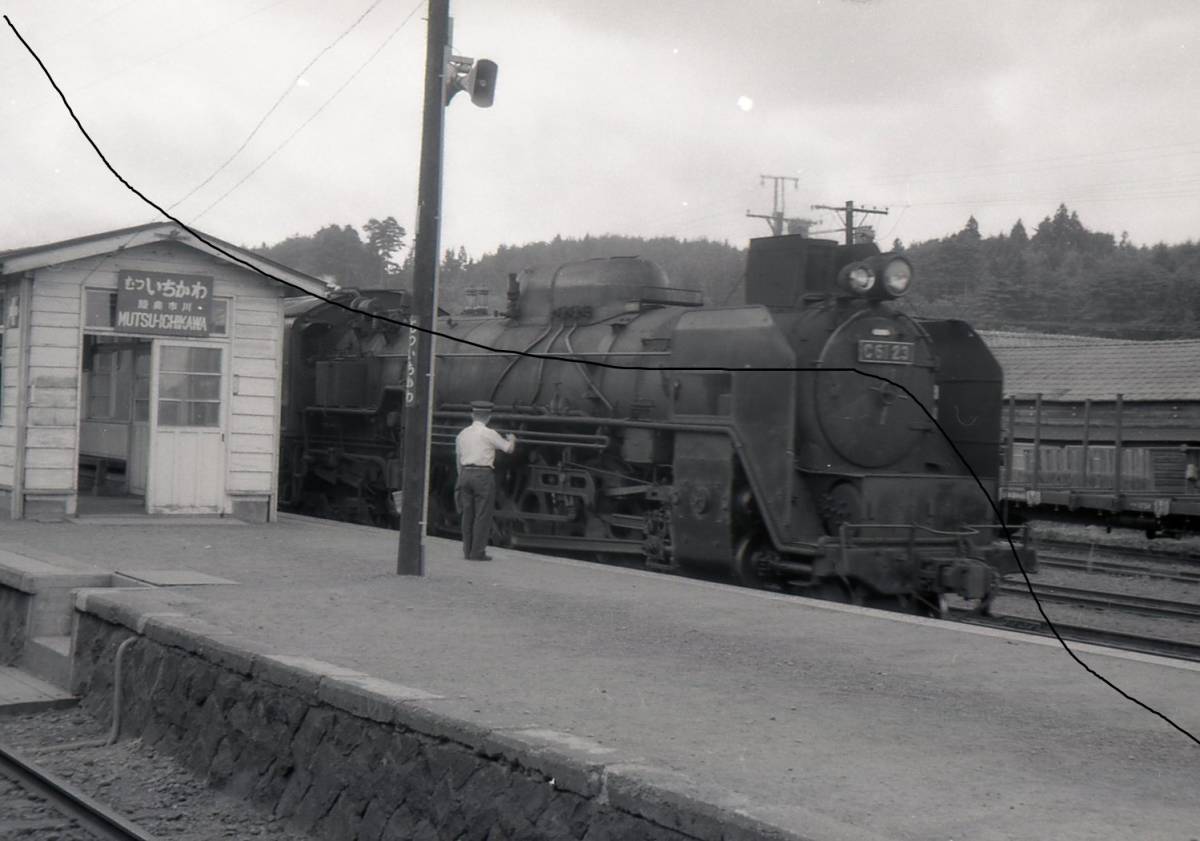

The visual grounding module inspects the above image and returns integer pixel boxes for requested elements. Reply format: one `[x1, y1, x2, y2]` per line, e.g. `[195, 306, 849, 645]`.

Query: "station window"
[158, 346, 222, 427]
[82, 337, 133, 421]
[86, 348, 118, 419]
[85, 289, 117, 329]
[134, 351, 150, 422]
[210, 298, 229, 336]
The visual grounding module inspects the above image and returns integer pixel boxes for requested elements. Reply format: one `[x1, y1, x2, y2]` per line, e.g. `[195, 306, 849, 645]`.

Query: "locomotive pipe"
[564, 324, 615, 413]
[527, 324, 564, 405]
[487, 322, 557, 402]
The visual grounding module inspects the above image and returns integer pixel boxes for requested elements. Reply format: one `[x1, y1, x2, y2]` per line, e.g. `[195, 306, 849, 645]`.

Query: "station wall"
[0, 282, 21, 495]
[5, 238, 287, 520]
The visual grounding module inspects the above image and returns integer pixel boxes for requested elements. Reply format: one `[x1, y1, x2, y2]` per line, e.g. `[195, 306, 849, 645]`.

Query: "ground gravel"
[981, 523, 1200, 646]
[1033, 519, 1200, 555]
[0, 707, 315, 840]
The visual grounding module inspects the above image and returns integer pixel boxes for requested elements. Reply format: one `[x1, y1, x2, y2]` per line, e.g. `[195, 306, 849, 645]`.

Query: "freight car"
[990, 335, 1200, 536]
[280, 234, 1035, 615]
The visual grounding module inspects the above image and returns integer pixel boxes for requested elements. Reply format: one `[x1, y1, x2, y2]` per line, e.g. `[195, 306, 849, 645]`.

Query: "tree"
[959, 216, 982, 243]
[362, 216, 407, 288]
[1009, 219, 1028, 246]
[259, 223, 388, 288]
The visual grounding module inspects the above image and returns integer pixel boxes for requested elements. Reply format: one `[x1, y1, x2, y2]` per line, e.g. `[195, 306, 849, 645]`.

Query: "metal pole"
[397, 0, 450, 575]
[1003, 394, 1016, 523]
[1113, 393, 1124, 502]
[1032, 393, 1042, 491]
[1080, 399, 1091, 488]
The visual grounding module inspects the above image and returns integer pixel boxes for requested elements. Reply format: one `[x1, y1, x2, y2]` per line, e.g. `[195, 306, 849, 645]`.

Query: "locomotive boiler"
[281, 234, 1035, 615]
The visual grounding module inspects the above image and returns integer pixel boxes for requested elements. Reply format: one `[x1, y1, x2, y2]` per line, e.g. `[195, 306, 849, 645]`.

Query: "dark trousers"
[457, 467, 496, 559]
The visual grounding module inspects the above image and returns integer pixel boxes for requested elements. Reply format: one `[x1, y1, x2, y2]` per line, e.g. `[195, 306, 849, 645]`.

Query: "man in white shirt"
[455, 400, 517, 560]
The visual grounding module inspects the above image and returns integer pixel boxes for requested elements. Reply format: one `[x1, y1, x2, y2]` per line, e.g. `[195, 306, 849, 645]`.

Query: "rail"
[952, 611, 1200, 662]
[996, 581, 1200, 621]
[1038, 553, 1200, 585]
[0, 742, 161, 840]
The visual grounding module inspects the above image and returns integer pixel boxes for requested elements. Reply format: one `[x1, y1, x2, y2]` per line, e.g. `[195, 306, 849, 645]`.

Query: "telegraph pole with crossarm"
[810, 200, 888, 246]
[746, 175, 816, 237]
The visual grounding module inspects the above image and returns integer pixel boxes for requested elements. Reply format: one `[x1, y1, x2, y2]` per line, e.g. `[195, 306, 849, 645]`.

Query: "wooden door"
[147, 342, 226, 513]
[128, 344, 151, 495]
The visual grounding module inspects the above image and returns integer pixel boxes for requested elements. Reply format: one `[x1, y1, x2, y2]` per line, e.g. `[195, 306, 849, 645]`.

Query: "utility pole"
[397, 0, 497, 575]
[397, 0, 450, 576]
[746, 174, 816, 237]
[810, 200, 888, 246]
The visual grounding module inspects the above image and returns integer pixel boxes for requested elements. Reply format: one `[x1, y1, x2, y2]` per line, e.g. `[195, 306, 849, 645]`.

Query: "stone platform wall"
[0, 586, 30, 664]
[71, 592, 797, 841]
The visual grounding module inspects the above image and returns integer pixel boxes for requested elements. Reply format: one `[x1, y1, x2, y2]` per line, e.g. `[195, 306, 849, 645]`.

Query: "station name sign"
[116, 270, 213, 337]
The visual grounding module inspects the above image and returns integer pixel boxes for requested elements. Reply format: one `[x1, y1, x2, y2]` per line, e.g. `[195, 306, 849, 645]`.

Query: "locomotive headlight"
[843, 265, 875, 294]
[881, 258, 913, 296]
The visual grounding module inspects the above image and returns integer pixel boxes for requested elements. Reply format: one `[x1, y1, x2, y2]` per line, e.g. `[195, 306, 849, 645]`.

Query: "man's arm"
[487, 427, 516, 454]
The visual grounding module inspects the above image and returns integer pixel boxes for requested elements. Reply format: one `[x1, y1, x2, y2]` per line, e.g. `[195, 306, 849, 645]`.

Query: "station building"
[0, 223, 327, 521]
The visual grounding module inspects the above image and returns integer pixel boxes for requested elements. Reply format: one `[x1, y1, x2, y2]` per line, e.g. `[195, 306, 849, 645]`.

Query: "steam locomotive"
[280, 234, 1035, 615]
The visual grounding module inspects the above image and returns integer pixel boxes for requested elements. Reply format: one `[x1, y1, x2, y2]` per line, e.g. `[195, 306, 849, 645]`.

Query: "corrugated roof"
[978, 331, 1200, 401]
[978, 330, 1134, 349]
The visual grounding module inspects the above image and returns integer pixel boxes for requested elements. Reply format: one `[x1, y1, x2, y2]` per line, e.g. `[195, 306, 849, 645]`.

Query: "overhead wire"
[3, 0, 299, 108]
[169, 0, 393, 213]
[4, 12, 1199, 748]
[0, 0, 142, 74]
[192, 0, 422, 221]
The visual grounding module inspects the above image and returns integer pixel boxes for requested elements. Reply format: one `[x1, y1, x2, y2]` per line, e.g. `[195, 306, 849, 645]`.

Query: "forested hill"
[898, 204, 1200, 338]
[255, 205, 1200, 339]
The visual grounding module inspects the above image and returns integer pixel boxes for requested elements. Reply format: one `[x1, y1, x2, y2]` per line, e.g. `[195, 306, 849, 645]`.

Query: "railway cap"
[470, 400, 495, 413]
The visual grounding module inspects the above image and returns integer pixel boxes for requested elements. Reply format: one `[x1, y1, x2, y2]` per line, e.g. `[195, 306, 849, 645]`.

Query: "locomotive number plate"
[857, 340, 914, 365]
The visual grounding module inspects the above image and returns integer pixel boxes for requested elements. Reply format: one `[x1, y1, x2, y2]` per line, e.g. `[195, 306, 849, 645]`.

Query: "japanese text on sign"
[116, 271, 212, 337]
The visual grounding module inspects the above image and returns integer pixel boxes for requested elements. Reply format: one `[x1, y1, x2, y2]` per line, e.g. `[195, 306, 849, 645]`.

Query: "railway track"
[997, 580, 1200, 620]
[953, 610, 1200, 662]
[1039, 538, 1200, 566]
[1037, 552, 1200, 585]
[0, 741, 159, 841]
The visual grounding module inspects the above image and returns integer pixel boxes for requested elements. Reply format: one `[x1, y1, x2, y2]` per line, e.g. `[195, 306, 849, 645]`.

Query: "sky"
[1, 0, 1199, 261]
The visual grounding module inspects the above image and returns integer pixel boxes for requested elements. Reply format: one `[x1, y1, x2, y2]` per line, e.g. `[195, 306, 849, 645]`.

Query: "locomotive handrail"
[433, 350, 673, 358]
[831, 521, 1031, 548]
[840, 522, 984, 538]
[431, 409, 822, 557]
[430, 424, 610, 451]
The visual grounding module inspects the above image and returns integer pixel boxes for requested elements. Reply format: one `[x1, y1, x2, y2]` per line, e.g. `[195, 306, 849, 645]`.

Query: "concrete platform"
[2, 514, 1199, 840]
[0, 666, 76, 715]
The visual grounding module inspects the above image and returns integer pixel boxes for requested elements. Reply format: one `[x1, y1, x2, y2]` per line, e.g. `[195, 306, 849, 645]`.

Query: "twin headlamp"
[836, 255, 913, 299]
